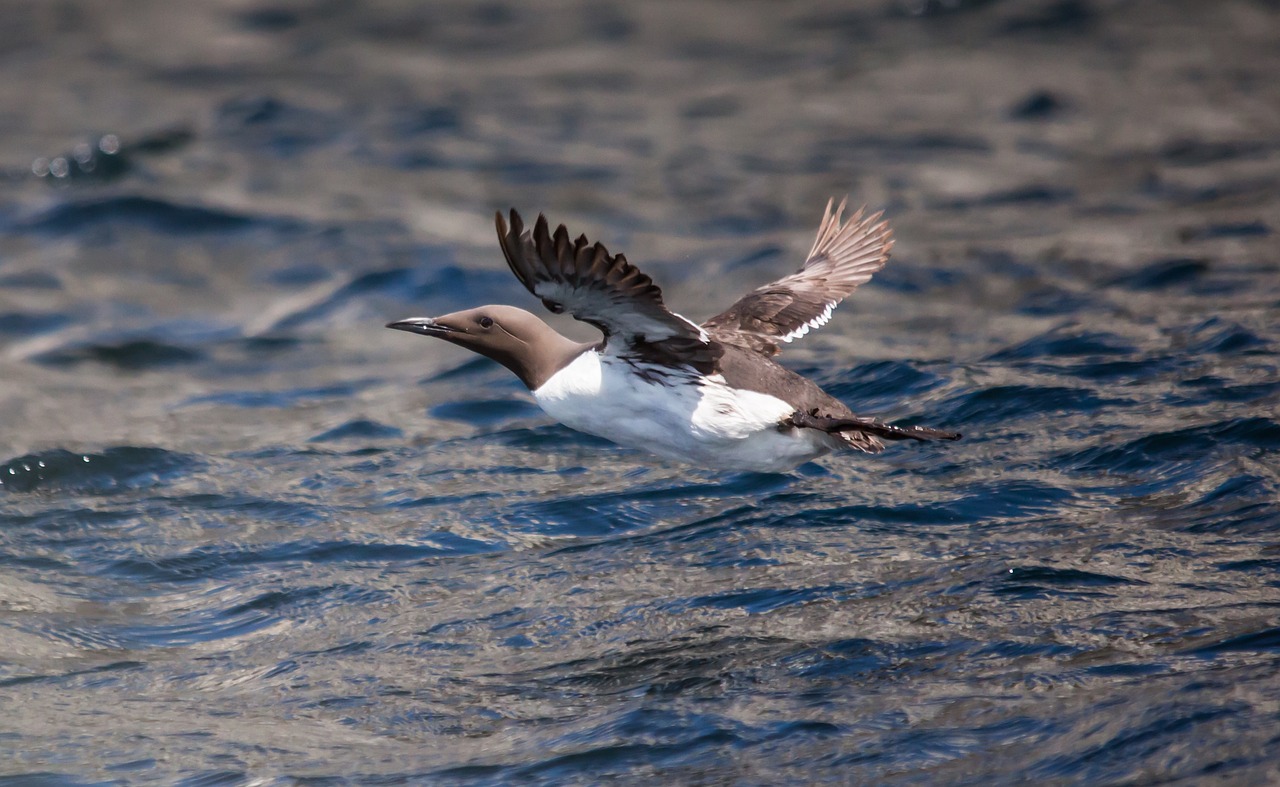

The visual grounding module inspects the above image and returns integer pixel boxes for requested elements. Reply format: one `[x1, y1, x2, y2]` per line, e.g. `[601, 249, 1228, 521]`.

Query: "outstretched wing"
[702, 198, 892, 355]
[496, 209, 717, 371]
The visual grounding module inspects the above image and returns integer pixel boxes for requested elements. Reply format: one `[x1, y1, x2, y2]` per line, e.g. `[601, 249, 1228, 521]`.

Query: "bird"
[387, 198, 959, 473]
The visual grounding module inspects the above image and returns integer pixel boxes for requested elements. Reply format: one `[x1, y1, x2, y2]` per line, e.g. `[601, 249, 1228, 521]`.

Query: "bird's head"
[386, 305, 582, 390]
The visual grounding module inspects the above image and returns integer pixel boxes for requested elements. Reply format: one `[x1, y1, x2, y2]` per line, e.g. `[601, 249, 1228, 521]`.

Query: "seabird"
[387, 198, 959, 472]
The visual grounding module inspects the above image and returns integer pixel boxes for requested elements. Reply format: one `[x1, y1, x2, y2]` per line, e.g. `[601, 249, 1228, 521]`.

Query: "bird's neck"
[506, 328, 593, 391]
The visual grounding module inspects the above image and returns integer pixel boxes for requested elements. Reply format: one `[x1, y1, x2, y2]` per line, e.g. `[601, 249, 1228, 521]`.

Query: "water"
[2, 0, 1279, 783]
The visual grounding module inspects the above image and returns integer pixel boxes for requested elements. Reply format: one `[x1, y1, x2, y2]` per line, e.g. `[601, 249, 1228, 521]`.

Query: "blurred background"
[1, 0, 1278, 783]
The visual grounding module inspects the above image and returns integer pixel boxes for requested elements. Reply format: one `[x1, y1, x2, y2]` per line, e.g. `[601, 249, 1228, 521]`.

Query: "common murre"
[387, 198, 959, 472]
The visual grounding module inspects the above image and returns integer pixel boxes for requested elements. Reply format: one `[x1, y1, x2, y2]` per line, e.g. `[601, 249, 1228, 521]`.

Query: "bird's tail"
[789, 409, 961, 443]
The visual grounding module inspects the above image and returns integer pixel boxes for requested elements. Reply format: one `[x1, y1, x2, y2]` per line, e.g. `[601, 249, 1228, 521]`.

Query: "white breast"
[531, 352, 836, 472]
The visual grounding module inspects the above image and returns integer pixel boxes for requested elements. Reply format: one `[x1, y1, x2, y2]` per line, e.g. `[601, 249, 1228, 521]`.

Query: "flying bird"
[387, 199, 959, 472]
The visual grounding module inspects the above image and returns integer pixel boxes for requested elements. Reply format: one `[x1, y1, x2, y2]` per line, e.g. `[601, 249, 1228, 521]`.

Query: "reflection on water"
[2, 0, 1279, 783]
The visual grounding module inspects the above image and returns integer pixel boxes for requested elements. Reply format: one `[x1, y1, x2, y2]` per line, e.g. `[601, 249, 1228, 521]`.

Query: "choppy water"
[3, 1, 1279, 784]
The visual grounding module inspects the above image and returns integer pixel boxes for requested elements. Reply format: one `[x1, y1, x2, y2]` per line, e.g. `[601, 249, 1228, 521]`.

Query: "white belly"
[532, 352, 835, 472]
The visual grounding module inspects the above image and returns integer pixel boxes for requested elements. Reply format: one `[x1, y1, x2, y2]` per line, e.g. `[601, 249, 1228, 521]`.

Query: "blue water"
[2, 1, 1279, 784]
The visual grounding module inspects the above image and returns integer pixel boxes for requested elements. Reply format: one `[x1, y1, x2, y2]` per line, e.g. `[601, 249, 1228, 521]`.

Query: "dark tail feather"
[789, 410, 961, 443]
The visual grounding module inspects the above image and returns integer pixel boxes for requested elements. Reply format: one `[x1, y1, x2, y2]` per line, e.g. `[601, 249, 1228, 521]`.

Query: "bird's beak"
[385, 317, 463, 337]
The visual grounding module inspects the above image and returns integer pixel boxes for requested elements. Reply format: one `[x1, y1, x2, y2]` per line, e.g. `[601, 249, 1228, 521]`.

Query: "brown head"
[386, 304, 588, 390]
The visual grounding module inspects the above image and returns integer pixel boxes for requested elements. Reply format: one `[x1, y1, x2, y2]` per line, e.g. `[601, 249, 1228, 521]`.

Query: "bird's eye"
[478, 316, 494, 329]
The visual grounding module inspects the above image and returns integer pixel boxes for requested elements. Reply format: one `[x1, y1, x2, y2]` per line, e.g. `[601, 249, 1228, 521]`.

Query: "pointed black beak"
[385, 317, 462, 337]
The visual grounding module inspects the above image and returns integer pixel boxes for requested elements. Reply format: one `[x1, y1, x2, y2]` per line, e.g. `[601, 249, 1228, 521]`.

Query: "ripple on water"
[103, 538, 482, 585]
[1060, 417, 1280, 480]
[10, 195, 305, 236]
[0, 447, 198, 494]
[938, 384, 1121, 427]
[32, 339, 206, 370]
[309, 419, 404, 442]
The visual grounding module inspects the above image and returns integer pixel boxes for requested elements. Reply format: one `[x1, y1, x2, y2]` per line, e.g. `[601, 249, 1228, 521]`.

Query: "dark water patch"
[391, 489, 508, 510]
[784, 638, 897, 680]
[1064, 356, 1181, 383]
[0, 551, 72, 571]
[1001, 0, 1095, 36]
[990, 325, 1134, 361]
[1009, 89, 1071, 121]
[1062, 418, 1280, 479]
[951, 479, 1077, 521]
[1026, 700, 1249, 783]
[103, 599, 292, 648]
[1178, 220, 1269, 242]
[0, 774, 127, 787]
[175, 771, 248, 787]
[722, 243, 784, 272]
[1160, 138, 1275, 167]
[150, 492, 330, 528]
[0, 660, 145, 690]
[17, 127, 189, 187]
[1177, 474, 1280, 535]
[867, 261, 964, 294]
[0, 506, 136, 537]
[0, 270, 62, 289]
[1004, 565, 1146, 587]
[1216, 555, 1280, 579]
[387, 103, 464, 137]
[549, 503, 761, 558]
[181, 378, 380, 409]
[0, 310, 68, 335]
[968, 248, 1043, 280]
[684, 585, 860, 615]
[928, 184, 1075, 211]
[681, 94, 741, 120]
[1084, 662, 1169, 678]
[485, 423, 625, 455]
[1144, 175, 1280, 208]
[214, 94, 345, 157]
[33, 338, 205, 370]
[309, 419, 403, 442]
[1108, 257, 1209, 290]
[234, 6, 301, 32]
[510, 721, 739, 782]
[0, 447, 197, 495]
[11, 195, 303, 236]
[522, 635, 794, 695]
[264, 262, 332, 287]
[807, 132, 990, 170]
[516, 474, 790, 540]
[257, 266, 421, 334]
[487, 157, 617, 186]
[1015, 285, 1103, 316]
[971, 639, 1080, 662]
[1187, 627, 1280, 656]
[997, 566, 1145, 599]
[939, 384, 1116, 425]
[428, 398, 542, 427]
[890, 0, 1002, 18]
[1177, 317, 1270, 356]
[104, 539, 470, 585]
[424, 355, 505, 383]
[1173, 376, 1279, 407]
[695, 204, 790, 236]
[828, 360, 951, 412]
[765, 479, 1073, 531]
[263, 259, 509, 336]
[234, 335, 306, 354]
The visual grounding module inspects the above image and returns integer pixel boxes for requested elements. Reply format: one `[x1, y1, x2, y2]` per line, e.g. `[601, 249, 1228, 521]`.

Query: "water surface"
[2, 1, 1279, 783]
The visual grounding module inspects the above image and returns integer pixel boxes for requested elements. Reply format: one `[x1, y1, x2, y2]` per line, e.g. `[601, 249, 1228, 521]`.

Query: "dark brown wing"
[703, 198, 892, 355]
[496, 209, 718, 371]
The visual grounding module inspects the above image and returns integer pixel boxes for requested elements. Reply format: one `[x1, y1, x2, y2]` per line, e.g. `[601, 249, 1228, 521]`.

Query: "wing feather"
[496, 209, 717, 370]
[703, 197, 893, 354]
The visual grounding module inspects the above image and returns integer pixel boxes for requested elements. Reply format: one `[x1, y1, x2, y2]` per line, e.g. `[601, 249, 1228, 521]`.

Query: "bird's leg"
[787, 409, 961, 442]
